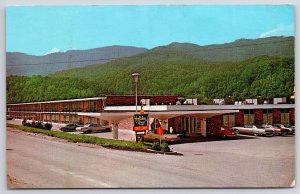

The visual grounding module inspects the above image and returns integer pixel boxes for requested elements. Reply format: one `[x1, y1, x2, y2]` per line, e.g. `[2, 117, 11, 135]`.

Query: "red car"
[210, 125, 236, 138]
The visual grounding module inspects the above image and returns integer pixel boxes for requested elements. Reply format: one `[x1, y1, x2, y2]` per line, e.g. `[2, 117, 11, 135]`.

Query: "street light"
[132, 73, 140, 113]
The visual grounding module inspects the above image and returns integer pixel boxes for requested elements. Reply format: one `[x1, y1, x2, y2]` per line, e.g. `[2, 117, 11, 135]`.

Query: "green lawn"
[7, 123, 151, 151]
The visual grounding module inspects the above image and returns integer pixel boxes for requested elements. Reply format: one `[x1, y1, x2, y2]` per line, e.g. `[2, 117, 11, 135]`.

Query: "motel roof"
[7, 97, 107, 105]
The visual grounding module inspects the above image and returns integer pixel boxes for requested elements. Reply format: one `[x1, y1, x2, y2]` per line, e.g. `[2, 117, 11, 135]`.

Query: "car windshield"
[284, 124, 290, 128]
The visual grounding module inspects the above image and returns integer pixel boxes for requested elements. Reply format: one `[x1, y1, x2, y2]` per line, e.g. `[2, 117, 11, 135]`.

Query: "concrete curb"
[146, 149, 183, 156]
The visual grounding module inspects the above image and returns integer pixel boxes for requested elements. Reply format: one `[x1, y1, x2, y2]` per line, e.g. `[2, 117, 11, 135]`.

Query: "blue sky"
[6, 5, 294, 56]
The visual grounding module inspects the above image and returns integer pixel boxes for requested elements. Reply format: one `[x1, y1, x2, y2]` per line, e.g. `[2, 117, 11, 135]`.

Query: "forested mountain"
[149, 36, 294, 62]
[7, 36, 294, 104]
[7, 56, 294, 104]
[6, 46, 148, 76]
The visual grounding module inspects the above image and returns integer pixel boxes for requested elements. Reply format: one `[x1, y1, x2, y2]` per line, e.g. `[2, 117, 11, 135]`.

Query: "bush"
[44, 123, 52, 130]
[160, 142, 170, 152]
[151, 141, 160, 151]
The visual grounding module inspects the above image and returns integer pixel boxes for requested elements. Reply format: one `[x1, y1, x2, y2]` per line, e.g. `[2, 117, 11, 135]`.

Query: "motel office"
[7, 95, 295, 137]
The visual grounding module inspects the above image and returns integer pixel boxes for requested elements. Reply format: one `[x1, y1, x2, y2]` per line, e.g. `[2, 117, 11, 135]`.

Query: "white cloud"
[45, 48, 60, 55]
[259, 24, 294, 38]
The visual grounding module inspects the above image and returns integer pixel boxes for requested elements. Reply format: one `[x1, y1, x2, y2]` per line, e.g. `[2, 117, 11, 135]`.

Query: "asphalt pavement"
[6, 126, 295, 188]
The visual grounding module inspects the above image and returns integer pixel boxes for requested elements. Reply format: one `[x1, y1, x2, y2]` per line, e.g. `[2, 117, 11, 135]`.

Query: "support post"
[201, 119, 207, 137]
[112, 122, 118, 139]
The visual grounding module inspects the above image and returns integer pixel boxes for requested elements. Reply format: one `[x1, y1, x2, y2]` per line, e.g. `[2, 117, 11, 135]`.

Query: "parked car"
[6, 115, 13, 120]
[291, 126, 295, 134]
[75, 124, 85, 131]
[210, 125, 236, 138]
[60, 123, 78, 132]
[232, 125, 274, 136]
[262, 124, 289, 136]
[81, 123, 112, 134]
[273, 124, 294, 135]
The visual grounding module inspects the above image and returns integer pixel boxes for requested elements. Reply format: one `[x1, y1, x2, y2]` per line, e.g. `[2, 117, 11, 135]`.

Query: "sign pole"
[160, 135, 161, 146]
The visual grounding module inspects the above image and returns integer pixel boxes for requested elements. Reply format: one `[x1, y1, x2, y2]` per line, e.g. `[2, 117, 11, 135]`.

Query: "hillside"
[6, 46, 148, 76]
[7, 36, 295, 104]
[148, 36, 294, 62]
[7, 55, 294, 104]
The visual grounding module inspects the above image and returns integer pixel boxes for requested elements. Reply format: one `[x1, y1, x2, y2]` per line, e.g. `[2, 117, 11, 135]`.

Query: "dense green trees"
[7, 55, 294, 104]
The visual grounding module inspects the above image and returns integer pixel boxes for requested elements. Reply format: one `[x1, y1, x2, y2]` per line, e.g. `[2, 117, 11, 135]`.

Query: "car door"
[242, 125, 251, 135]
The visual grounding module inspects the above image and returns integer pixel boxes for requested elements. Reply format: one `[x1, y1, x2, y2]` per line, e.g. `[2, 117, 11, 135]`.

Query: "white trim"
[7, 97, 106, 105]
[104, 105, 168, 111]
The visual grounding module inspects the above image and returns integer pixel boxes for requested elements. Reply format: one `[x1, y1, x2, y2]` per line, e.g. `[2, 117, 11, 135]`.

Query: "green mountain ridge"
[7, 36, 294, 104]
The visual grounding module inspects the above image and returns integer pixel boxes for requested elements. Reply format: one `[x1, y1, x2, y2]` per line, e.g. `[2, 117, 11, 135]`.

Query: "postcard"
[6, 5, 295, 188]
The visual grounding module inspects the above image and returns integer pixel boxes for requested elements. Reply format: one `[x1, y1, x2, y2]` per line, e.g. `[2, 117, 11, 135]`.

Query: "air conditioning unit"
[273, 97, 287, 104]
[245, 99, 258, 105]
[213, 99, 225, 105]
[186, 98, 198, 105]
[141, 99, 150, 106]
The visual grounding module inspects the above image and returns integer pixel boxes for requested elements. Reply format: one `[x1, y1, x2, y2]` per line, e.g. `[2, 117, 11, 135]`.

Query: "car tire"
[253, 133, 258, 136]
[281, 132, 288, 136]
[234, 129, 239, 134]
[222, 135, 226, 139]
[210, 132, 214, 137]
[87, 130, 92, 134]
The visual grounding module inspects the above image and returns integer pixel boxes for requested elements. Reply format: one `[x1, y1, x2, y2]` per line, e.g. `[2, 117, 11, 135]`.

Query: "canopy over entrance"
[78, 110, 239, 123]
[78, 107, 239, 139]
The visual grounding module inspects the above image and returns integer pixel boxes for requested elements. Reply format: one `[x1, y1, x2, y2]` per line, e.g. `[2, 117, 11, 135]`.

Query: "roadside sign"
[133, 114, 148, 131]
[157, 126, 164, 136]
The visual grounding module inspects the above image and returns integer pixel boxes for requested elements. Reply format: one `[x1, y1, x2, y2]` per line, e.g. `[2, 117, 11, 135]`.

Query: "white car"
[273, 124, 294, 135]
[232, 125, 274, 136]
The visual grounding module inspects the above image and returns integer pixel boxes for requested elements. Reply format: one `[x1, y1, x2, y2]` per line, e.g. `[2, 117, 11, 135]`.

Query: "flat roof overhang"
[78, 110, 239, 123]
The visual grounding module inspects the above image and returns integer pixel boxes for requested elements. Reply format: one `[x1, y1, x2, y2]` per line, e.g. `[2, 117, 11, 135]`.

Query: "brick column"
[289, 108, 295, 126]
[255, 109, 263, 125]
[273, 109, 281, 124]
[235, 110, 244, 127]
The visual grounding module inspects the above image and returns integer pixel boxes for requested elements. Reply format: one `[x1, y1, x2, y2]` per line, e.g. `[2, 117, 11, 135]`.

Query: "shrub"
[151, 141, 160, 151]
[44, 123, 52, 130]
[160, 142, 170, 152]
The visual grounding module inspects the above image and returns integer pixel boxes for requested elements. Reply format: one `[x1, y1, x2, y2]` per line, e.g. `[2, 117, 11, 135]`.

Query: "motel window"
[62, 103, 70, 112]
[71, 102, 81, 112]
[87, 101, 98, 112]
[45, 114, 51, 122]
[50, 103, 58, 112]
[52, 114, 59, 122]
[65, 115, 70, 123]
[281, 109, 290, 124]
[263, 109, 273, 124]
[87, 117, 93, 124]
[244, 109, 255, 125]
[72, 115, 79, 123]
[180, 116, 199, 134]
[223, 113, 235, 127]
[45, 104, 50, 112]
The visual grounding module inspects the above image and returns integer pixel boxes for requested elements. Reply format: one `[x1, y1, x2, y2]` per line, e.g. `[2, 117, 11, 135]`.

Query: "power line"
[7, 39, 294, 67]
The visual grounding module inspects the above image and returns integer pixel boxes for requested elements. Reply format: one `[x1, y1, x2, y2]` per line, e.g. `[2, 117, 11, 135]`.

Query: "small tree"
[151, 141, 160, 151]
[160, 142, 170, 152]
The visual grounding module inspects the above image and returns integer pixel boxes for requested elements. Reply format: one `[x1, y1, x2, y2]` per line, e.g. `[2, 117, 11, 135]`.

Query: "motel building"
[7, 95, 295, 139]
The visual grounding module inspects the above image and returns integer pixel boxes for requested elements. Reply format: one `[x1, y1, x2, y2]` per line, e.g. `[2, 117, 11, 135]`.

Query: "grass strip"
[7, 123, 151, 151]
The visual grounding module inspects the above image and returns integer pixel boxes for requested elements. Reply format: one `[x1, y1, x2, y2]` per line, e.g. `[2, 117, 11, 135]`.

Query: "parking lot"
[170, 134, 295, 187]
[7, 123, 295, 188]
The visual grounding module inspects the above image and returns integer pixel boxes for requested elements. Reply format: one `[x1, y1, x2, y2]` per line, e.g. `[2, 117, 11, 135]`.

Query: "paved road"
[6, 127, 295, 188]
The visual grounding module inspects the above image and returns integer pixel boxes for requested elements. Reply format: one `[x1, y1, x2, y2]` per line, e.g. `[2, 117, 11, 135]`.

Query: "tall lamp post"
[132, 73, 140, 113]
